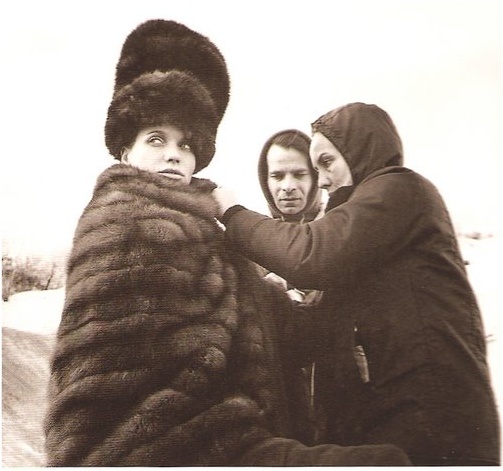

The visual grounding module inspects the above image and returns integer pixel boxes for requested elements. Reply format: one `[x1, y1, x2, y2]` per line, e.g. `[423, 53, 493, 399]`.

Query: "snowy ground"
[2, 235, 502, 465]
[2, 287, 65, 335]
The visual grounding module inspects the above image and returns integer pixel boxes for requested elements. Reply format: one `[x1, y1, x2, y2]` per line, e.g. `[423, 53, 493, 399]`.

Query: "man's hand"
[212, 186, 239, 218]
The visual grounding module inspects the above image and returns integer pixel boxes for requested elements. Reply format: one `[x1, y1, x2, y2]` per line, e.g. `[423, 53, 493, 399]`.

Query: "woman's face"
[121, 124, 196, 186]
[310, 132, 353, 195]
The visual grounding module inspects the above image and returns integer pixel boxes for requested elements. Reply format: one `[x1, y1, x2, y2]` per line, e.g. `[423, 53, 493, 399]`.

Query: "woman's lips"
[159, 169, 183, 179]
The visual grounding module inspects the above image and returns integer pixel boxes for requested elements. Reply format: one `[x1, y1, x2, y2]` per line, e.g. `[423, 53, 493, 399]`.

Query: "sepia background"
[2, 0, 502, 466]
[2, 0, 502, 257]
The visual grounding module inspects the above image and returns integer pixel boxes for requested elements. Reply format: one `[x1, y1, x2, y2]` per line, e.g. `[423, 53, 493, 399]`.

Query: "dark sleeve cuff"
[221, 205, 247, 225]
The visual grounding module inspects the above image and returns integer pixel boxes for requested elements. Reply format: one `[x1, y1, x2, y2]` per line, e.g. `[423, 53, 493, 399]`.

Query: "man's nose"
[281, 176, 295, 192]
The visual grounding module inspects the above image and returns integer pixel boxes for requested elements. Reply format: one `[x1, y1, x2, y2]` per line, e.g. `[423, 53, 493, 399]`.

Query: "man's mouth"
[281, 197, 299, 202]
[280, 197, 300, 206]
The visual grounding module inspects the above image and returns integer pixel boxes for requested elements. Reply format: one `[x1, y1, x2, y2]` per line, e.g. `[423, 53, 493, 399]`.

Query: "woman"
[213, 102, 500, 466]
[44, 23, 410, 466]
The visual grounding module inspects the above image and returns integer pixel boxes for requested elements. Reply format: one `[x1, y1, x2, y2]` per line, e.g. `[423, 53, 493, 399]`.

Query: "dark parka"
[44, 164, 411, 466]
[221, 103, 500, 466]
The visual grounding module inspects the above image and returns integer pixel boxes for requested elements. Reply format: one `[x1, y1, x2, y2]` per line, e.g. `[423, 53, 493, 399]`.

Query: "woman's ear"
[120, 147, 129, 163]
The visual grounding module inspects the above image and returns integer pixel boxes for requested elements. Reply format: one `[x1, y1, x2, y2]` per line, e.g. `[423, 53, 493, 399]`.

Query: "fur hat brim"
[105, 70, 218, 173]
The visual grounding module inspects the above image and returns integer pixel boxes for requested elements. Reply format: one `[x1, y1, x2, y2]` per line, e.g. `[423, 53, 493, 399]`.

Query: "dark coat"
[44, 164, 410, 466]
[222, 103, 500, 465]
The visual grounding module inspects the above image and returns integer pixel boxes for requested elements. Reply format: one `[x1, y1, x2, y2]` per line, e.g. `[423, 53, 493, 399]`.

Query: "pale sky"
[1, 0, 502, 256]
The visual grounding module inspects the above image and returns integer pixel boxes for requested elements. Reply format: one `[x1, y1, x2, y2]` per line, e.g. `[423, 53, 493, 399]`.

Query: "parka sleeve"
[224, 172, 425, 291]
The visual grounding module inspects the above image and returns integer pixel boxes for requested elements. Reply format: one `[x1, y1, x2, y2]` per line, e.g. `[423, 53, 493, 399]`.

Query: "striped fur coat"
[44, 164, 314, 466]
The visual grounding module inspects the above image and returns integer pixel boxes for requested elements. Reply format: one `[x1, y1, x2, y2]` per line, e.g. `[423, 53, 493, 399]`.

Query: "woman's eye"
[148, 136, 164, 145]
[179, 142, 192, 151]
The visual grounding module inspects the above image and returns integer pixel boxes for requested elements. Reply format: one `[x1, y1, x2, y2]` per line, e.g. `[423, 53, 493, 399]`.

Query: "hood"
[311, 103, 403, 187]
[258, 129, 323, 223]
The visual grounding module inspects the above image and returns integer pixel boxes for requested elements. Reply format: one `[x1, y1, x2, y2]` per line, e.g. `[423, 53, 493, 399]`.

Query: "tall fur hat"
[105, 19, 230, 173]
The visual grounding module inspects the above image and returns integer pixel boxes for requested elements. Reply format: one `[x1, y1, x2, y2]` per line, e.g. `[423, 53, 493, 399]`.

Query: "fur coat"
[44, 164, 314, 466]
[44, 164, 412, 466]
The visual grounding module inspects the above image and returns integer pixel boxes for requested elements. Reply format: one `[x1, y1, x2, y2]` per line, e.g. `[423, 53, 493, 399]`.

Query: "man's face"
[266, 144, 314, 215]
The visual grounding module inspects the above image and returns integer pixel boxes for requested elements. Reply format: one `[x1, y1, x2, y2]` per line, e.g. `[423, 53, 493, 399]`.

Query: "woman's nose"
[164, 144, 181, 163]
[166, 155, 180, 164]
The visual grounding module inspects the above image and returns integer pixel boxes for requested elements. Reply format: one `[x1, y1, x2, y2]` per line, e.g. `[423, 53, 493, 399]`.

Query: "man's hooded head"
[258, 129, 323, 222]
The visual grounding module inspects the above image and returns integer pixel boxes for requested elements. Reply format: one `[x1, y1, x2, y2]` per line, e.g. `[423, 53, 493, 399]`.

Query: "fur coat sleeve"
[44, 164, 310, 466]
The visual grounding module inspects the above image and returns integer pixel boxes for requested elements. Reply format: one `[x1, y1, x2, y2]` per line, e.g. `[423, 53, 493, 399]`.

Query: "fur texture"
[104, 19, 230, 173]
[44, 165, 310, 466]
[114, 19, 229, 121]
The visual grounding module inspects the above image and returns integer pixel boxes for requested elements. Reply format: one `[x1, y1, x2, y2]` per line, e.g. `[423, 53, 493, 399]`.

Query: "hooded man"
[258, 129, 324, 306]
[258, 129, 326, 439]
[213, 102, 500, 466]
